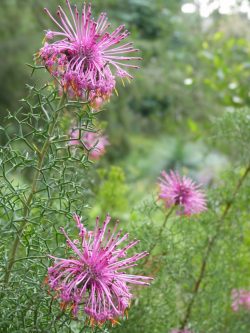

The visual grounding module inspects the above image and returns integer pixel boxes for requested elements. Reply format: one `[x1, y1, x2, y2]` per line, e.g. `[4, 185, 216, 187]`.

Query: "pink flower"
[69, 129, 109, 160]
[158, 170, 207, 215]
[231, 289, 250, 312]
[171, 329, 192, 333]
[39, 1, 140, 104]
[47, 214, 152, 325]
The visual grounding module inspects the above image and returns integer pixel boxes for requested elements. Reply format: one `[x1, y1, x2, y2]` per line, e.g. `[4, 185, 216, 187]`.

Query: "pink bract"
[231, 289, 250, 312]
[171, 329, 192, 333]
[158, 170, 207, 215]
[39, 1, 141, 104]
[47, 214, 152, 326]
[69, 129, 109, 160]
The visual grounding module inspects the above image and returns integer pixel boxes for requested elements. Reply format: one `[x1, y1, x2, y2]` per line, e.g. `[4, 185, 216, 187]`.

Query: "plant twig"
[144, 206, 175, 267]
[3, 95, 66, 284]
[180, 164, 250, 329]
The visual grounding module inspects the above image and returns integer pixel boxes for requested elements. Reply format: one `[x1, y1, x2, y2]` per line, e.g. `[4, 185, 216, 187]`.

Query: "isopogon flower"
[47, 214, 152, 326]
[158, 170, 207, 215]
[231, 289, 250, 312]
[69, 129, 109, 160]
[171, 329, 193, 333]
[39, 1, 141, 104]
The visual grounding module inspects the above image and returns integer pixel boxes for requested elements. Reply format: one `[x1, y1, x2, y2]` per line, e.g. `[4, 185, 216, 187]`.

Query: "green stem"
[144, 206, 175, 267]
[180, 164, 250, 329]
[3, 95, 65, 284]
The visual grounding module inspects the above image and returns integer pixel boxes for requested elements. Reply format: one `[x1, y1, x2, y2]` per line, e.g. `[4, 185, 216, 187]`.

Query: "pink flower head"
[69, 129, 109, 160]
[39, 1, 141, 103]
[231, 289, 250, 312]
[171, 329, 192, 333]
[158, 170, 207, 215]
[47, 214, 152, 326]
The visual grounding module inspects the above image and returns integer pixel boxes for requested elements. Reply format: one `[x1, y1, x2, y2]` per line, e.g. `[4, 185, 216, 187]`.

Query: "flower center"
[78, 45, 95, 62]
[175, 185, 190, 205]
[87, 264, 101, 281]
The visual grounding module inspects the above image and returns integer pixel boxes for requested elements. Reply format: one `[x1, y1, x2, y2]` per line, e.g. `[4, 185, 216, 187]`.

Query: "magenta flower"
[158, 170, 207, 215]
[231, 289, 250, 312]
[69, 129, 109, 160]
[171, 329, 193, 333]
[39, 1, 141, 104]
[47, 214, 152, 325]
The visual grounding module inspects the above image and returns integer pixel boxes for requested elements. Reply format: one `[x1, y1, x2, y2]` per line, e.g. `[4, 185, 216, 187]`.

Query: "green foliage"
[200, 33, 250, 108]
[213, 108, 250, 163]
[115, 169, 250, 333]
[90, 166, 129, 220]
[0, 83, 103, 332]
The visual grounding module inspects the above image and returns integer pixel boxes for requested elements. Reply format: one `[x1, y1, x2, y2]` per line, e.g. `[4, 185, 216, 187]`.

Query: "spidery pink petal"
[47, 214, 152, 326]
[158, 170, 207, 215]
[39, 1, 141, 105]
[69, 129, 109, 160]
[231, 289, 250, 312]
[171, 330, 193, 333]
